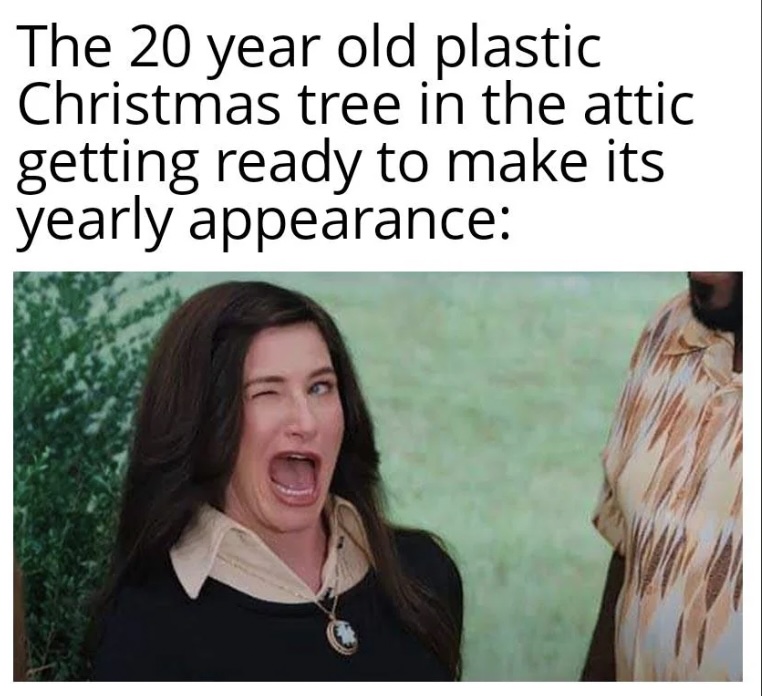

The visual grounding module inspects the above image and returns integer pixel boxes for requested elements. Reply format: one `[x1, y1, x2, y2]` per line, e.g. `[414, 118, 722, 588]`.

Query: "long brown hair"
[92, 281, 461, 677]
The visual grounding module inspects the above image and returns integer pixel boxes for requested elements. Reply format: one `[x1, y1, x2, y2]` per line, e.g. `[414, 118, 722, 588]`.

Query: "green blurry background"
[13, 272, 686, 680]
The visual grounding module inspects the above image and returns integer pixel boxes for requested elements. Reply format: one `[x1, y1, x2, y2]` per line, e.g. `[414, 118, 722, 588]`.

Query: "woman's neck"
[258, 518, 329, 594]
[222, 487, 331, 594]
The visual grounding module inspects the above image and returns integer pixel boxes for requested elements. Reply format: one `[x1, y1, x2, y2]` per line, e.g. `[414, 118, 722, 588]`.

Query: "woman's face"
[224, 322, 345, 540]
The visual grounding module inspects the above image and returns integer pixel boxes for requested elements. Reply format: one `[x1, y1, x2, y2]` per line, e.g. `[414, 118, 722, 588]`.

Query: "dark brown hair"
[93, 281, 461, 677]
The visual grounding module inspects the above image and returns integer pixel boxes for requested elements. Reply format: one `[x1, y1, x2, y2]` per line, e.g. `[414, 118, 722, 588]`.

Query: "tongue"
[270, 457, 316, 490]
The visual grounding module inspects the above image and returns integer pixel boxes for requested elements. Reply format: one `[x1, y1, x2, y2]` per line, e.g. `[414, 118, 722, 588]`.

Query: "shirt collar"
[662, 303, 741, 389]
[662, 309, 735, 357]
[170, 495, 372, 602]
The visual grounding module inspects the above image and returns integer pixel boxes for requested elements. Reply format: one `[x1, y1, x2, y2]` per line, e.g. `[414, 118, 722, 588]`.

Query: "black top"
[91, 530, 462, 681]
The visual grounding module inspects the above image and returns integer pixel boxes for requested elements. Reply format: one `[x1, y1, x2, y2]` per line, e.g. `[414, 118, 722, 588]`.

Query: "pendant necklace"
[218, 535, 359, 656]
[313, 586, 359, 656]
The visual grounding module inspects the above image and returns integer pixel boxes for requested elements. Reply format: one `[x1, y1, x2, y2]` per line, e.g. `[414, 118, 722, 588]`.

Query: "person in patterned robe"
[581, 272, 743, 681]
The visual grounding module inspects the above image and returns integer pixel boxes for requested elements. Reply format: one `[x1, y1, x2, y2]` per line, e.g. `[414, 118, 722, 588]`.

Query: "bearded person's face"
[688, 272, 743, 333]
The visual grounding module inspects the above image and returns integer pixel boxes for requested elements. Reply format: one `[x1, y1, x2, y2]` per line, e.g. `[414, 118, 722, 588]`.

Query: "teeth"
[273, 482, 315, 497]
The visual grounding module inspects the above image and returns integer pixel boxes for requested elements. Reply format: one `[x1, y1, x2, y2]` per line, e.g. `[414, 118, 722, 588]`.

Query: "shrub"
[13, 273, 180, 681]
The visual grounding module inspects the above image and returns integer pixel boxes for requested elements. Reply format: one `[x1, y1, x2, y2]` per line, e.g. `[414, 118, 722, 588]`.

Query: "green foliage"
[13, 273, 180, 681]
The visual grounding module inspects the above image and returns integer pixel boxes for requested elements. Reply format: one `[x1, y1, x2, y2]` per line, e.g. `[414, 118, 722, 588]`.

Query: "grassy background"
[154, 272, 685, 681]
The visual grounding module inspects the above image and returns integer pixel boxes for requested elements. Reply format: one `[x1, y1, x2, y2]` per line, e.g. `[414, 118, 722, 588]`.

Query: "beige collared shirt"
[170, 495, 372, 604]
[593, 292, 742, 681]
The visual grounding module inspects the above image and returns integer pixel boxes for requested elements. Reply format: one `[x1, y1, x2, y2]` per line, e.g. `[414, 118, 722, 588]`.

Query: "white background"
[2, 0, 760, 689]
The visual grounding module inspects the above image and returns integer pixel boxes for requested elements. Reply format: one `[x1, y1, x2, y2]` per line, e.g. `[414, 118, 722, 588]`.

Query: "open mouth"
[269, 452, 320, 505]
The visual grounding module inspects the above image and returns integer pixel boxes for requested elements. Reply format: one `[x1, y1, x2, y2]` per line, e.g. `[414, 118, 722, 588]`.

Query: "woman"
[90, 281, 463, 680]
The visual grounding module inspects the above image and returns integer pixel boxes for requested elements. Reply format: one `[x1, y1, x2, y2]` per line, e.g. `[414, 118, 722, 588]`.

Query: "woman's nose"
[285, 396, 318, 438]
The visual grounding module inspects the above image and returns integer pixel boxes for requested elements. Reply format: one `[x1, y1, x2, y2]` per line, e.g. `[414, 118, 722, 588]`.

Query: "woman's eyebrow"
[243, 375, 284, 389]
[309, 366, 336, 380]
[243, 366, 335, 389]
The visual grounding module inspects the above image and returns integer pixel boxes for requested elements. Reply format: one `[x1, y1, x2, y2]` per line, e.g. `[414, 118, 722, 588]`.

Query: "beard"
[689, 273, 743, 333]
